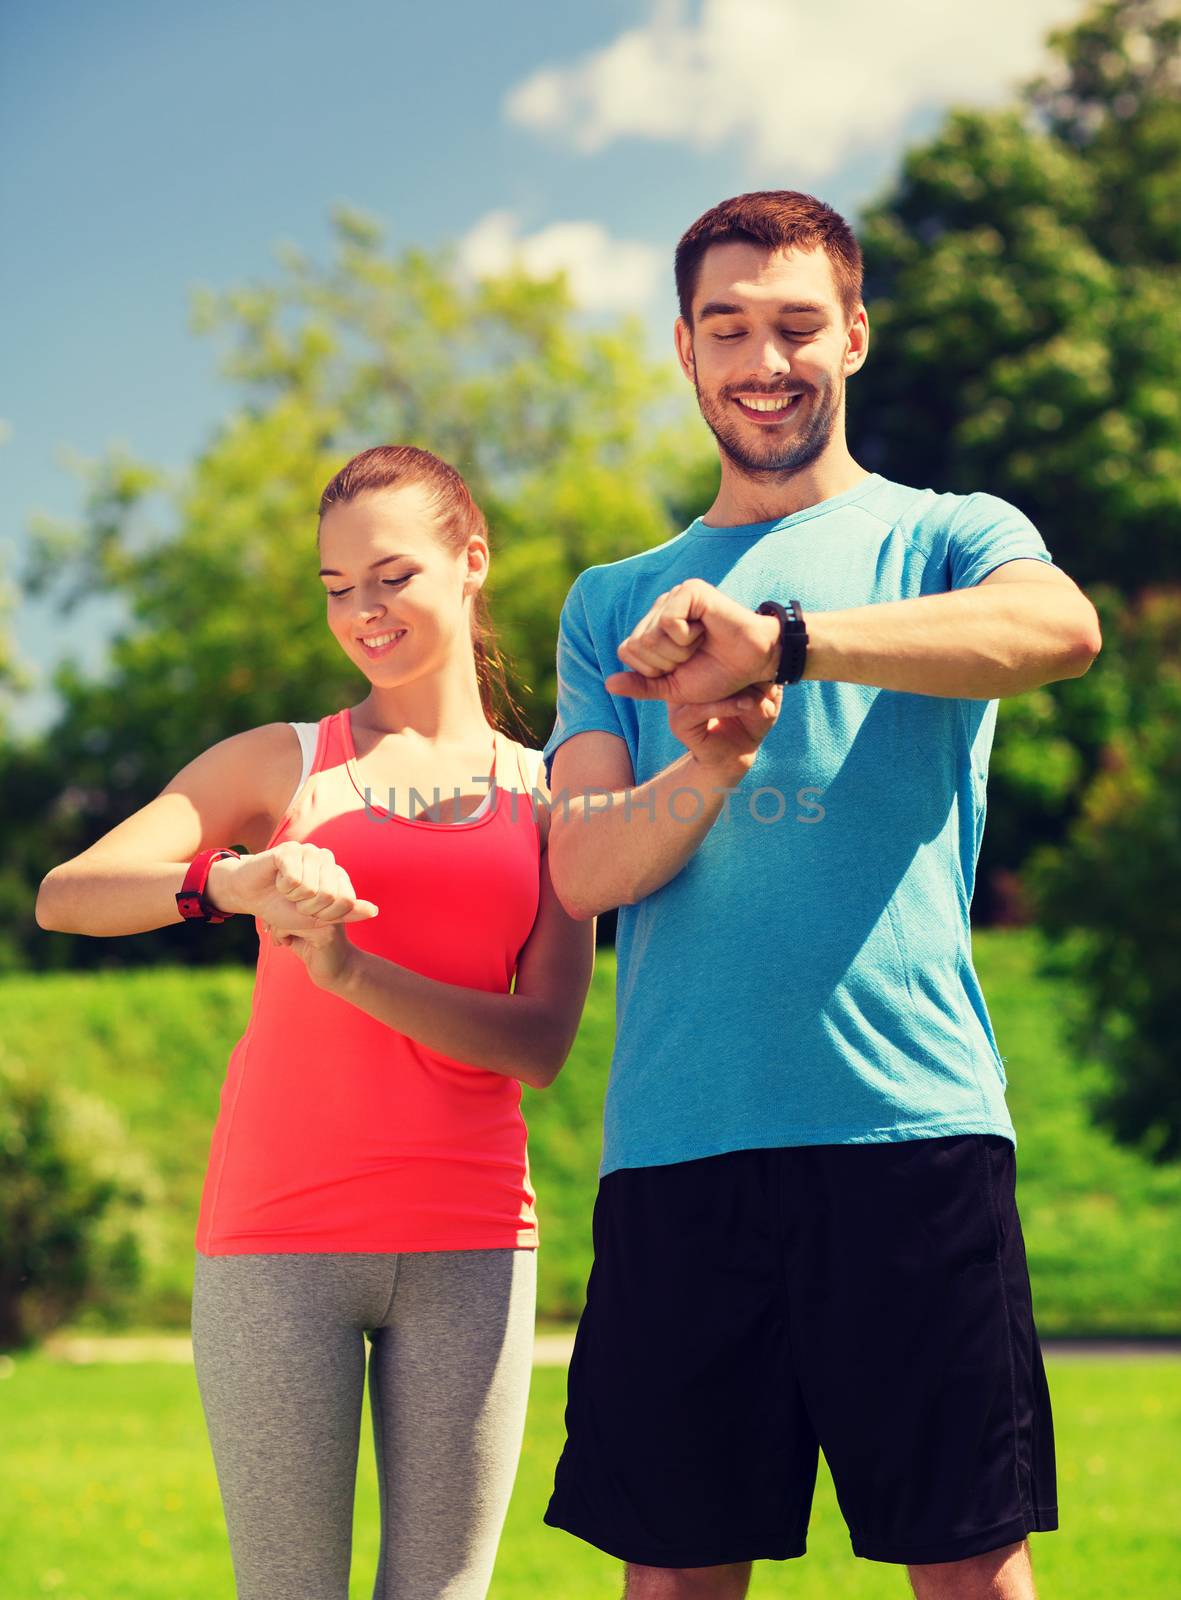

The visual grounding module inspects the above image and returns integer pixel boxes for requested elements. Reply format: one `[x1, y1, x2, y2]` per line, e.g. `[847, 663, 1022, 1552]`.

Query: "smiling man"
[539, 192, 1099, 1600]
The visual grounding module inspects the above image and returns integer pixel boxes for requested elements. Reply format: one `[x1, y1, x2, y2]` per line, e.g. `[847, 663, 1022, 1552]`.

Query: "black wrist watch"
[756, 599, 808, 685]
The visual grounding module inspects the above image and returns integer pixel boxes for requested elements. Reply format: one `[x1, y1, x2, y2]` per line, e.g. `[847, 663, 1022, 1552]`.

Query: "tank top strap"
[316, 710, 349, 774]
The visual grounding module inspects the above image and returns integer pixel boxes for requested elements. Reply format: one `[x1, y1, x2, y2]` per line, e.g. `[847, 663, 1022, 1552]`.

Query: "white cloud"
[456, 211, 664, 311]
[504, 0, 1083, 178]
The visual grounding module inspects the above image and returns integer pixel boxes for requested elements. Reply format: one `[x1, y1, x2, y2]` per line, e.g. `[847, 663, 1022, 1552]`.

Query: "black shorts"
[544, 1134, 1057, 1568]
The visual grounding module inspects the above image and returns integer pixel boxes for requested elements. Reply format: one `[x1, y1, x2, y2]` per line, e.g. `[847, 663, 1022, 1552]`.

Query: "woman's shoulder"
[179, 719, 308, 790]
[231, 719, 315, 766]
[210, 720, 320, 846]
[146, 720, 320, 859]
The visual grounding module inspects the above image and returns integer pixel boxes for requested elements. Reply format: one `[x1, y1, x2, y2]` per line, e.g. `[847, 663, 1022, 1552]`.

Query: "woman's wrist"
[205, 856, 246, 915]
[328, 942, 366, 999]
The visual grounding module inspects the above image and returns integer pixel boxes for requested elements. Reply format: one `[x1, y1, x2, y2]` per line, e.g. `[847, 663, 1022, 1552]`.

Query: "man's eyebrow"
[318, 553, 408, 578]
[697, 300, 828, 321]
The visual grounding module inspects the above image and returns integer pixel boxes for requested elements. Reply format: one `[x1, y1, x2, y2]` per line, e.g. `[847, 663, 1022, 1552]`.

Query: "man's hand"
[667, 682, 783, 771]
[604, 579, 778, 704]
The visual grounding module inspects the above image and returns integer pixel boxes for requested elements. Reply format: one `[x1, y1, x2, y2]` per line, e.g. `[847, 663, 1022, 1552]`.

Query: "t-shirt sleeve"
[541, 575, 630, 789]
[946, 492, 1054, 590]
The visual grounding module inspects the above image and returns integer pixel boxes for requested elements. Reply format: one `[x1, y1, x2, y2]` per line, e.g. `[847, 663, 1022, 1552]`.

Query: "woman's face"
[317, 482, 488, 684]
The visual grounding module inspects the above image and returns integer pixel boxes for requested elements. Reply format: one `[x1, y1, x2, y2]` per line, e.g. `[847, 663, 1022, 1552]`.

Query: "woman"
[35, 444, 596, 1599]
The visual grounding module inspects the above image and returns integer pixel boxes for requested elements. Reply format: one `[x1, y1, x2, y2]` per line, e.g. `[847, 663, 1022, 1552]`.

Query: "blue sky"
[2, 0, 1080, 737]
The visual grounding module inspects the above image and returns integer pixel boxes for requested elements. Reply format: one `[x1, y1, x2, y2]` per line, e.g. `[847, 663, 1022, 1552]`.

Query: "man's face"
[675, 241, 867, 478]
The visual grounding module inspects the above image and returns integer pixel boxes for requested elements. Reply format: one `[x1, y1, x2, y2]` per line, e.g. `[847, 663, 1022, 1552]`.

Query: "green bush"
[0, 1053, 161, 1349]
[3, 937, 1181, 1337]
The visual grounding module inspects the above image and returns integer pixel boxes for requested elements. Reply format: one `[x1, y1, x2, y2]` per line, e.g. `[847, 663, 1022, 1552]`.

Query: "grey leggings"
[191, 1247, 537, 1600]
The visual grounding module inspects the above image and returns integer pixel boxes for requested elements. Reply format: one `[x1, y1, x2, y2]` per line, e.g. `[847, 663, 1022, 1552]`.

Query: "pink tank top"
[195, 708, 542, 1254]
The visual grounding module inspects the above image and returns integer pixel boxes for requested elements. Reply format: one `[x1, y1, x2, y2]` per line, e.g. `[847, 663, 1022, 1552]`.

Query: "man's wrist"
[688, 748, 756, 785]
[749, 610, 782, 682]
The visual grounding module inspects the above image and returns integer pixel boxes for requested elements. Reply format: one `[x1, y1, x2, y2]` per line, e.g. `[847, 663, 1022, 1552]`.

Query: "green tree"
[851, 26, 1180, 591]
[1014, 1, 1181, 1162]
[0, 541, 33, 741]
[1027, 588, 1181, 1162]
[15, 209, 705, 969]
[846, 0, 1181, 1156]
[1028, 0, 1181, 269]
[847, 0, 1181, 920]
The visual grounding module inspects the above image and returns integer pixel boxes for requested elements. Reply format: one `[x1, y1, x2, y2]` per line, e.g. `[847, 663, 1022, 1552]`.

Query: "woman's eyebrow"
[318, 553, 409, 578]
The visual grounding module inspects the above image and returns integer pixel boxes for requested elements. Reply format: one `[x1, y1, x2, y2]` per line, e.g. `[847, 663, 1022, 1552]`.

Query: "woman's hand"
[265, 917, 357, 992]
[666, 681, 783, 771]
[207, 841, 379, 931]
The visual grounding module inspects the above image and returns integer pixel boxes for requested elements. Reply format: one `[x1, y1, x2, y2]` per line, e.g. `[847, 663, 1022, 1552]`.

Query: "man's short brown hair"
[675, 190, 863, 325]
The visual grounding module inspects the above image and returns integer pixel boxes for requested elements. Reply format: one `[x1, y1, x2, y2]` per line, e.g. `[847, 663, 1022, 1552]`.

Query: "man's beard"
[694, 369, 842, 478]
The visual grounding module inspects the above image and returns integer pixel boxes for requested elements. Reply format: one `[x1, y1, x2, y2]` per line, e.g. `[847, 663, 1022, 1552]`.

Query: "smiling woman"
[34, 440, 596, 1600]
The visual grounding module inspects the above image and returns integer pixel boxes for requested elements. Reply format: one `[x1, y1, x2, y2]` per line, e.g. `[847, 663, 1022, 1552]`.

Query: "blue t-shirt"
[542, 472, 1054, 1177]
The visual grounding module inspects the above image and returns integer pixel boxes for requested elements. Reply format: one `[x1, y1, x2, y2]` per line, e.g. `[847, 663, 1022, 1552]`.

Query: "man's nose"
[754, 338, 792, 377]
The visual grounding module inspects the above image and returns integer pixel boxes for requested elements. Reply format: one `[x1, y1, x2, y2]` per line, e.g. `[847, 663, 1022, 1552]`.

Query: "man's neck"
[701, 446, 871, 528]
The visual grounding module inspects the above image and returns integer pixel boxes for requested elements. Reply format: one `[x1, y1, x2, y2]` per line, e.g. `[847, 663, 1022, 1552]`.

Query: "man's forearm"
[548, 749, 749, 921]
[331, 951, 561, 1089]
[751, 583, 1100, 699]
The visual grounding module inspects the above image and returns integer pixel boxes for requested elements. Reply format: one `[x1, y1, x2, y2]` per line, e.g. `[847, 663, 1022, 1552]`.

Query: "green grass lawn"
[1, 929, 1178, 1335]
[0, 1352, 1177, 1599]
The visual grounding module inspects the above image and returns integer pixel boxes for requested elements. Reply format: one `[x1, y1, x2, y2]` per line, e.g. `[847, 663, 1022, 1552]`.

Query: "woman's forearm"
[331, 948, 560, 1089]
[35, 858, 199, 936]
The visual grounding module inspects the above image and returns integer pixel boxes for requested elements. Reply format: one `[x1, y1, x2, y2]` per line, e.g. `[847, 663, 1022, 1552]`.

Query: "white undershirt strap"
[287, 721, 320, 814]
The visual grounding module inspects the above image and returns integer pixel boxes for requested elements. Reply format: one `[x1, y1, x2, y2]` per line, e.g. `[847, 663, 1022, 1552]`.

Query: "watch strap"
[176, 845, 248, 923]
[756, 598, 808, 685]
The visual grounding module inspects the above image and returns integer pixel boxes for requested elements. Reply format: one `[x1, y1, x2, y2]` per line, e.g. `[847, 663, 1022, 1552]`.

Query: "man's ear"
[845, 305, 869, 376]
[674, 315, 696, 383]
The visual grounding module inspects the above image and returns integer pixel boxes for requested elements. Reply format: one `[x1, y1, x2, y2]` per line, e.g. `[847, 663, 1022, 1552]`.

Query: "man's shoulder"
[848, 473, 935, 528]
[868, 477, 1038, 550]
[581, 534, 690, 581]
[565, 535, 692, 611]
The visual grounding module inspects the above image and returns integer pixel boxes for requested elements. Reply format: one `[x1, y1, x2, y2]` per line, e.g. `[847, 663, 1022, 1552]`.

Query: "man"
[539, 192, 1100, 1600]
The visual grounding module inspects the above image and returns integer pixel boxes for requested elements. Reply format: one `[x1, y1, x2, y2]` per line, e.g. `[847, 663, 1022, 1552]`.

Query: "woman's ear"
[464, 535, 491, 597]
